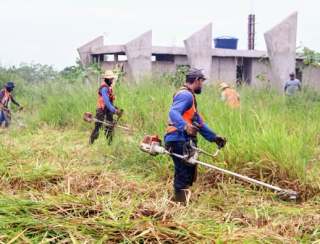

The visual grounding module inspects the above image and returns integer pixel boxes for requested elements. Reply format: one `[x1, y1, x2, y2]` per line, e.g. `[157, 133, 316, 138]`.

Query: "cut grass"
[0, 127, 320, 243]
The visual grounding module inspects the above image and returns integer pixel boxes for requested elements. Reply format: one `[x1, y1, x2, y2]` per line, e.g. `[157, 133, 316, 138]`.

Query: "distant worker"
[219, 82, 240, 108]
[284, 72, 301, 96]
[89, 70, 122, 144]
[165, 68, 227, 205]
[0, 81, 22, 128]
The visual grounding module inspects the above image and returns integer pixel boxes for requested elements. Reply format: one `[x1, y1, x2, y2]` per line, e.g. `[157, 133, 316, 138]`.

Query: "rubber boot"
[89, 127, 99, 144]
[174, 189, 191, 206]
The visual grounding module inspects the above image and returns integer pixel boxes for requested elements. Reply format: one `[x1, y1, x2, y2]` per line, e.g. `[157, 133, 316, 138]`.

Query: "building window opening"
[104, 54, 115, 62]
[118, 55, 127, 61]
[153, 54, 174, 62]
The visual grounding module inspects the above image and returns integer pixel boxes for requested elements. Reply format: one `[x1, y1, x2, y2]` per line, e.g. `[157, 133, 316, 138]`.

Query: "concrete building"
[78, 14, 320, 90]
[78, 33, 272, 86]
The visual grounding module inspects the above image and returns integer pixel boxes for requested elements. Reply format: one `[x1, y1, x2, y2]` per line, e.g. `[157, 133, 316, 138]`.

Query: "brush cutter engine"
[83, 112, 94, 123]
[140, 135, 166, 156]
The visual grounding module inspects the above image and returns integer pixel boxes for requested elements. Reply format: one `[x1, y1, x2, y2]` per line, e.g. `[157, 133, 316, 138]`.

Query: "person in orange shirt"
[219, 82, 240, 108]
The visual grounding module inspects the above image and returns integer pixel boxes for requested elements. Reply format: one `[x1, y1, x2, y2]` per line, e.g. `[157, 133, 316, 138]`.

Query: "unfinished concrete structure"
[264, 12, 298, 91]
[184, 23, 212, 79]
[78, 15, 320, 90]
[78, 27, 271, 87]
[125, 31, 152, 80]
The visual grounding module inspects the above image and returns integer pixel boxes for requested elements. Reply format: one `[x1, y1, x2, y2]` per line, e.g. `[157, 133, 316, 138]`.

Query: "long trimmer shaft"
[83, 112, 132, 131]
[140, 140, 298, 201]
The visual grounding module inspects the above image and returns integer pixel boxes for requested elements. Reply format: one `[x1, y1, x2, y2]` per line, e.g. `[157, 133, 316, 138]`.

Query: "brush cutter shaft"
[92, 118, 131, 131]
[174, 152, 283, 191]
[140, 142, 296, 196]
[173, 152, 297, 196]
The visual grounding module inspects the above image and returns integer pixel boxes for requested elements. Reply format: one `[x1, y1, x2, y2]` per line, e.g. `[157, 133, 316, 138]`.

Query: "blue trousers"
[0, 110, 9, 127]
[165, 141, 197, 191]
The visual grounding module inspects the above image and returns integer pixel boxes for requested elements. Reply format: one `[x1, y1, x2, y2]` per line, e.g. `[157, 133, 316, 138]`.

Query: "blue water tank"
[214, 36, 238, 49]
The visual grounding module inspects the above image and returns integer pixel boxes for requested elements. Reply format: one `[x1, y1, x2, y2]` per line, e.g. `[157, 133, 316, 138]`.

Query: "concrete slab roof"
[90, 45, 304, 60]
[152, 46, 187, 55]
[211, 48, 267, 58]
[91, 45, 126, 54]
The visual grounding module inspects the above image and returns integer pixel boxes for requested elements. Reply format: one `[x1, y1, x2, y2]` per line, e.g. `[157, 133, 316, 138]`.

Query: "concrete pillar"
[264, 12, 298, 91]
[77, 36, 104, 66]
[184, 23, 212, 80]
[125, 30, 152, 82]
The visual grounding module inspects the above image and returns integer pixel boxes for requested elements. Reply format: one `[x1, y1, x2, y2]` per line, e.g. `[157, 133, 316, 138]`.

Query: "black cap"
[289, 72, 295, 76]
[186, 68, 207, 81]
[5, 81, 15, 89]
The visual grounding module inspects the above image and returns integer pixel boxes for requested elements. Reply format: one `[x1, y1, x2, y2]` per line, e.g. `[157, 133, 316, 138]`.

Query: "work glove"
[18, 106, 23, 111]
[184, 123, 199, 137]
[213, 136, 227, 149]
[115, 108, 123, 116]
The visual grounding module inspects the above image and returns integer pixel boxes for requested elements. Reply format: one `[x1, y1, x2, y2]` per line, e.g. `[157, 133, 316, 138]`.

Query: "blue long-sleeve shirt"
[164, 90, 217, 143]
[101, 87, 116, 113]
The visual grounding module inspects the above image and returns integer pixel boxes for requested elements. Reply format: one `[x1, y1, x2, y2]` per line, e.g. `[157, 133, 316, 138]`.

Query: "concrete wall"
[78, 36, 104, 66]
[302, 66, 320, 90]
[125, 31, 152, 82]
[152, 55, 189, 75]
[174, 55, 189, 66]
[211, 57, 237, 85]
[152, 61, 176, 74]
[264, 12, 298, 91]
[184, 23, 212, 79]
[250, 59, 273, 88]
[101, 61, 128, 73]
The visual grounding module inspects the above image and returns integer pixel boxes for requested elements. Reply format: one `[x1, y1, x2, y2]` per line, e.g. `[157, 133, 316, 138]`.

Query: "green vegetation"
[0, 64, 320, 242]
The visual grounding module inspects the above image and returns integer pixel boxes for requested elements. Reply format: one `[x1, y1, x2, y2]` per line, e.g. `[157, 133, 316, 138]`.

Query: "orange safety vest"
[166, 86, 198, 133]
[97, 83, 115, 109]
[0, 89, 11, 107]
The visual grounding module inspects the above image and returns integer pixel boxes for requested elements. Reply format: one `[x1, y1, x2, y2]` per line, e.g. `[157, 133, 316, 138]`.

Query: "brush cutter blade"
[277, 189, 299, 201]
[83, 112, 94, 123]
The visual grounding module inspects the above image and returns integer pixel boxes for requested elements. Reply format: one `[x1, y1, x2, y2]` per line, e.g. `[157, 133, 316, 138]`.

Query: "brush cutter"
[139, 135, 298, 201]
[83, 111, 132, 132]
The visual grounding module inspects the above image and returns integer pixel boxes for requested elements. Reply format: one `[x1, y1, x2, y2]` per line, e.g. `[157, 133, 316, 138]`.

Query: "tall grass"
[13, 77, 320, 184]
[2, 75, 320, 242]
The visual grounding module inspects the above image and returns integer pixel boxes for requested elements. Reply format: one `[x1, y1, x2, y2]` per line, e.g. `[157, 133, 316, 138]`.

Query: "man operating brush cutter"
[0, 81, 23, 128]
[88, 70, 123, 145]
[163, 68, 227, 205]
[140, 68, 298, 205]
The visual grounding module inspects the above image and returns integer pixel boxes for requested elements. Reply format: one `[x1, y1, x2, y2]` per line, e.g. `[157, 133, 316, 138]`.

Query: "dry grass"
[0, 127, 319, 243]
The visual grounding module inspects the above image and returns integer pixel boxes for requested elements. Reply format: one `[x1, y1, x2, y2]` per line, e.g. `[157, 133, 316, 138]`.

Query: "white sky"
[0, 0, 319, 70]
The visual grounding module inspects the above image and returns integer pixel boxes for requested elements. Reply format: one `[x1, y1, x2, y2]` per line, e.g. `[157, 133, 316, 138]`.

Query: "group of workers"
[0, 68, 302, 205]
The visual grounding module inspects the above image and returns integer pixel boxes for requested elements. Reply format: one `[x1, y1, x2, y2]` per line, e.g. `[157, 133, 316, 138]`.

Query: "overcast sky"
[0, 0, 319, 70]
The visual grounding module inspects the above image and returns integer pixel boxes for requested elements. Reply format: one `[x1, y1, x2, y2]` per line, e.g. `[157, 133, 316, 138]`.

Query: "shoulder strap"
[173, 85, 197, 109]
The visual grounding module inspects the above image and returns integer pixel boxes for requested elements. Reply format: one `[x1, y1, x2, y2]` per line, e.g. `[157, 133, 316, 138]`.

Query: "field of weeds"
[1, 71, 320, 242]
